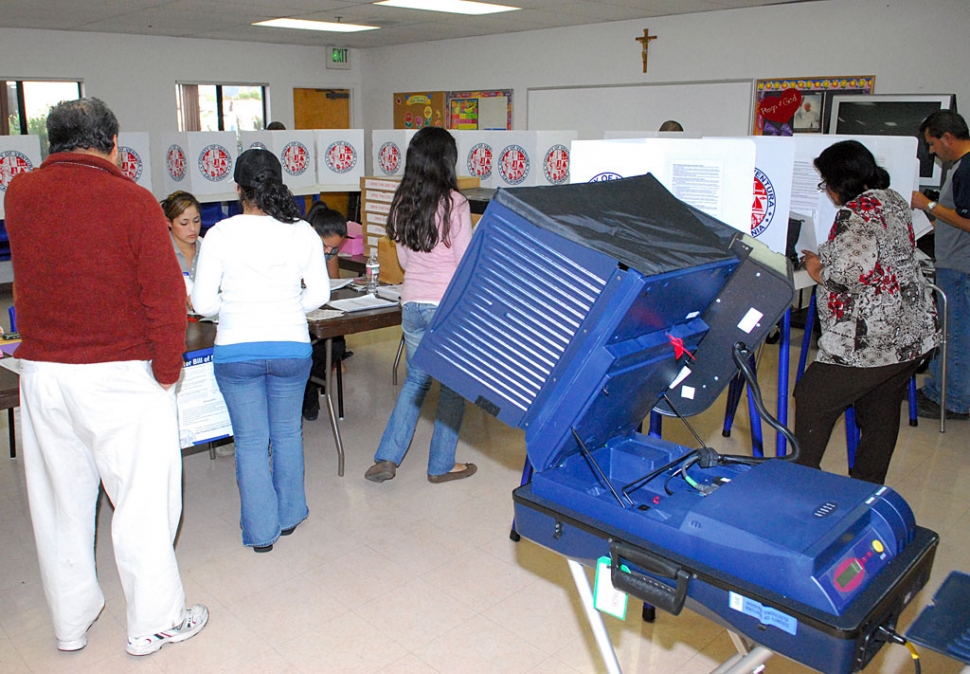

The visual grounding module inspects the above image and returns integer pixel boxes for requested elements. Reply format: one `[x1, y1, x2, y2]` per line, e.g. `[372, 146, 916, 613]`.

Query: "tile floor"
[1, 325, 969, 674]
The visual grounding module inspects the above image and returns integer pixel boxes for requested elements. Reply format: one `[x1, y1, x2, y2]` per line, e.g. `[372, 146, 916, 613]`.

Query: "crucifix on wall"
[635, 29, 657, 73]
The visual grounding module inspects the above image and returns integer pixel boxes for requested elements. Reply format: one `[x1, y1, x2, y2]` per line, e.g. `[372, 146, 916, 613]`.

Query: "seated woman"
[160, 190, 202, 308]
[302, 201, 350, 421]
[795, 140, 939, 485]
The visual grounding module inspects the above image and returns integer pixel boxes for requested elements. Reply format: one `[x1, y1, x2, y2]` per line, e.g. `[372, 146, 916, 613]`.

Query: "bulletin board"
[754, 76, 875, 136]
[393, 92, 446, 129]
[447, 90, 512, 130]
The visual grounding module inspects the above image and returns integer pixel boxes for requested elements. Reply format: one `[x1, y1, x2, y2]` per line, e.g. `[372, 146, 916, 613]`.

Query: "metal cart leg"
[568, 559, 622, 674]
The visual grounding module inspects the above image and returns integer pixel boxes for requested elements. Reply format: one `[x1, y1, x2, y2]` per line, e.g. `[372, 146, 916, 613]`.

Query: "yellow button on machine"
[872, 539, 884, 554]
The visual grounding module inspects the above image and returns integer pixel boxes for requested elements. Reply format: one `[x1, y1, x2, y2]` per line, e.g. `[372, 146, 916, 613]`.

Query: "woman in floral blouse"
[795, 140, 938, 484]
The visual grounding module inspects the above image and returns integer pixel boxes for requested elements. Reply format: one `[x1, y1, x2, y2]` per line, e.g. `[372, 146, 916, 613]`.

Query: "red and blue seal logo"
[281, 141, 310, 176]
[543, 145, 569, 185]
[589, 172, 623, 182]
[198, 144, 232, 182]
[0, 150, 33, 193]
[466, 143, 493, 180]
[751, 168, 776, 238]
[325, 141, 357, 174]
[378, 141, 402, 175]
[167, 144, 187, 182]
[499, 144, 530, 185]
[117, 146, 143, 182]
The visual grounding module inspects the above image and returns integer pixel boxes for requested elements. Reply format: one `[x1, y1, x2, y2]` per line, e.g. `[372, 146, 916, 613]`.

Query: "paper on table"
[793, 213, 818, 255]
[307, 309, 345, 321]
[329, 278, 354, 291]
[0, 357, 22, 375]
[327, 294, 397, 313]
[912, 209, 934, 240]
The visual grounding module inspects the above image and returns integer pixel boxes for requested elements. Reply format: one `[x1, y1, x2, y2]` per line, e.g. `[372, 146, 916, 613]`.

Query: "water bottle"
[365, 251, 380, 294]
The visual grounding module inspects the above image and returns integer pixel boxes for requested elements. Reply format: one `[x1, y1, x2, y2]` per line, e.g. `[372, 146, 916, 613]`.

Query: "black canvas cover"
[493, 173, 738, 277]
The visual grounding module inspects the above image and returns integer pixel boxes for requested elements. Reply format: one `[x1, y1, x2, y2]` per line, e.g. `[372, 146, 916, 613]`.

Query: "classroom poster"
[447, 90, 512, 131]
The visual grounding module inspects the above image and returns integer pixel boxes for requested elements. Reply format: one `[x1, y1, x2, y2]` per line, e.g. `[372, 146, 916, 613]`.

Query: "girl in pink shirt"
[365, 127, 476, 484]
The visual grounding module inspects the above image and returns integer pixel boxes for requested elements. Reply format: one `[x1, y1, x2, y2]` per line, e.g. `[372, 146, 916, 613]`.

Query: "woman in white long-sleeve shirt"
[192, 149, 330, 553]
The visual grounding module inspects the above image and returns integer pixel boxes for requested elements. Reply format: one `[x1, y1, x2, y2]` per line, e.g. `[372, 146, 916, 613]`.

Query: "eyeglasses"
[324, 248, 339, 260]
[817, 180, 828, 192]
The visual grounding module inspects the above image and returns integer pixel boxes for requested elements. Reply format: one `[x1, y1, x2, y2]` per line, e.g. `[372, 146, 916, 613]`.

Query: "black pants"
[793, 359, 919, 485]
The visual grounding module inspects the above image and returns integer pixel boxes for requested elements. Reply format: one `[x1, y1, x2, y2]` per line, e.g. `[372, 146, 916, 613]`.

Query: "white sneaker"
[57, 635, 87, 652]
[125, 604, 208, 656]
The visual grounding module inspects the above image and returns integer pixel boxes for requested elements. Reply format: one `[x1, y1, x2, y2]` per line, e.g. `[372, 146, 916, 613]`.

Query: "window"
[2, 79, 83, 156]
[177, 83, 267, 133]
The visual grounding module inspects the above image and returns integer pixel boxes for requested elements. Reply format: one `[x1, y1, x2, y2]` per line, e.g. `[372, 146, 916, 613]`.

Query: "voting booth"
[371, 130, 418, 177]
[314, 129, 365, 187]
[413, 175, 937, 673]
[0, 135, 42, 220]
[155, 131, 238, 198]
[117, 132, 154, 194]
[240, 130, 317, 190]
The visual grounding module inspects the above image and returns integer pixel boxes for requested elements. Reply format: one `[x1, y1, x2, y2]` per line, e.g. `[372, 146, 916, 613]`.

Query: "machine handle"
[609, 540, 690, 616]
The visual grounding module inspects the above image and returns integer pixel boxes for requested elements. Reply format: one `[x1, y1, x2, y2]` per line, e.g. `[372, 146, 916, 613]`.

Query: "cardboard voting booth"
[0, 135, 42, 219]
[371, 130, 418, 178]
[570, 137, 757, 239]
[240, 130, 317, 190]
[156, 131, 238, 198]
[117, 132, 154, 194]
[315, 129, 365, 187]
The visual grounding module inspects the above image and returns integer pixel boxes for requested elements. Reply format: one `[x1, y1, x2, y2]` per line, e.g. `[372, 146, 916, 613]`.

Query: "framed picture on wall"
[754, 76, 875, 136]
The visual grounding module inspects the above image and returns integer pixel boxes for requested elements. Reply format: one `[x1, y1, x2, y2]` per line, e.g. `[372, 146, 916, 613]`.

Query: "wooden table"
[307, 289, 402, 476]
[3, 298, 402, 472]
[337, 254, 367, 276]
[189, 291, 402, 476]
[0, 366, 18, 458]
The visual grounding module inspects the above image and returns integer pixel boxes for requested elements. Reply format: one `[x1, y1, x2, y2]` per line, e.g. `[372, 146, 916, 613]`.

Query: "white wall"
[361, 0, 969, 140]
[0, 28, 362, 189]
[2, 0, 967, 175]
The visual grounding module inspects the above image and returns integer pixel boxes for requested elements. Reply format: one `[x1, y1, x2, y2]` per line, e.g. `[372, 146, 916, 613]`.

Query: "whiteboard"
[527, 80, 754, 140]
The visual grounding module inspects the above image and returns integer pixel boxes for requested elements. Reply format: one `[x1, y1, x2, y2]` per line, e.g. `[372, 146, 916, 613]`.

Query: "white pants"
[20, 360, 187, 642]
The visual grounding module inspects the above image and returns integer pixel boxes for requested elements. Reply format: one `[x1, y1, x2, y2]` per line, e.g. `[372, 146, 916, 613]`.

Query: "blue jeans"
[924, 267, 970, 413]
[375, 302, 466, 476]
[214, 357, 311, 547]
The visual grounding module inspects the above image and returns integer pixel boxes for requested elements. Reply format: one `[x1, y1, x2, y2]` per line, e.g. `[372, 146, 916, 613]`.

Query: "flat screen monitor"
[828, 94, 957, 188]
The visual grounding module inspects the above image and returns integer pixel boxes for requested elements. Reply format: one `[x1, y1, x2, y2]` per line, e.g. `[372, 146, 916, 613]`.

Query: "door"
[294, 88, 353, 216]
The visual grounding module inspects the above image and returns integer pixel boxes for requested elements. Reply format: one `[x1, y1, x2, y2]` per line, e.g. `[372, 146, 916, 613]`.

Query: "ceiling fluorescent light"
[254, 18, 379, 33]
[374, 0, 520, 16]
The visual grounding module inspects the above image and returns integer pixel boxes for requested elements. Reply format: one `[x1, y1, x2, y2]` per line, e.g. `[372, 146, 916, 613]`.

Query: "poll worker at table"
[192, 148, 330, 552]
[911, 110, 970, 420]
[161, 190, 202, 308]
[4, 98, 208, 655]
[364, 127, 476, 484]
[796, 140, 938, 485]
[302, 201, 350, 421]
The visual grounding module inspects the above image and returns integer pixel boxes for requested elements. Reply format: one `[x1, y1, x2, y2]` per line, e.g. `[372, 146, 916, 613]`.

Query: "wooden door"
[294, 88, 352, 215]
[294, 88, 349, 130]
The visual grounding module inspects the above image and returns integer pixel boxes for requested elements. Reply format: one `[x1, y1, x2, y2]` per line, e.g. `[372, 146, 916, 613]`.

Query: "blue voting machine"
[413, 175, 937, 673]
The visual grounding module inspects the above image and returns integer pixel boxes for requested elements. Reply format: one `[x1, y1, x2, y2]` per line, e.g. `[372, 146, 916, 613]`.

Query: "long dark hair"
[386, 127, 459, 252]
[814, 140, 890, 205]
[235, 149, 302, 224]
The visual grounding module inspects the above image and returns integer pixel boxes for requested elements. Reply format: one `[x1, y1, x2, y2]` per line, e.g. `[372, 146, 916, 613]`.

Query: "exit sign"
[327, 46, 351, 70]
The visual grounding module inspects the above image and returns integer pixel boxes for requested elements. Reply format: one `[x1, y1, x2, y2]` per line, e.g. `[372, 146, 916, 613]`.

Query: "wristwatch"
[927, 201, 938, 212]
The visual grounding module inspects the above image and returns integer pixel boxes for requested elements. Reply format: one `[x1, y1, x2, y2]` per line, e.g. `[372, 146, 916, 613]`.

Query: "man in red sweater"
[4, 98, 208, 656]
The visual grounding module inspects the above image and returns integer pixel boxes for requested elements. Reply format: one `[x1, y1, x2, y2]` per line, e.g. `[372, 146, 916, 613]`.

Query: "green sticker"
[593, 556, 629, 620]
